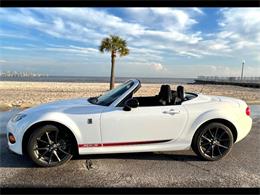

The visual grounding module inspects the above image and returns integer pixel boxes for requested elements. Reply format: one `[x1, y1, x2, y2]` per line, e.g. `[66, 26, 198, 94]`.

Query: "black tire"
[192, 122, 234, 161]
[27, 125, 73, 167]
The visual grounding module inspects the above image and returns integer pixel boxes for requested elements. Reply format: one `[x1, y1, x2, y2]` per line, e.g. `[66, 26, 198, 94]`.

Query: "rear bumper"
[235, 116, 252, 143]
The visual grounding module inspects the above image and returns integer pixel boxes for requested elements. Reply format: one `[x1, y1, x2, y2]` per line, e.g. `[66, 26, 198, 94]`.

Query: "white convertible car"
[7, 79, 252, 167]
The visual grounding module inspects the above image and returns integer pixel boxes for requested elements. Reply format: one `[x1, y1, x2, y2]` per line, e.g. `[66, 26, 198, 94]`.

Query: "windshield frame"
[89, 79, 140, 107]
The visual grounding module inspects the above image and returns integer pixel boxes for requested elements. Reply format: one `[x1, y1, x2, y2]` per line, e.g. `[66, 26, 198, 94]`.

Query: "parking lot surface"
[0, 108, 259, 187]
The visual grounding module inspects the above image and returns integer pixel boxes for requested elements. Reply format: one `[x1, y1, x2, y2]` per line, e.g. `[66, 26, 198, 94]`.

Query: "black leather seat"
[158, 85, 172, 105]
[174, 85, 185, 105]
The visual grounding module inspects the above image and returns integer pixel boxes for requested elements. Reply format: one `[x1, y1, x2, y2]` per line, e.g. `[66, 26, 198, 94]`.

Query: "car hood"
[20, 98, 102, 115]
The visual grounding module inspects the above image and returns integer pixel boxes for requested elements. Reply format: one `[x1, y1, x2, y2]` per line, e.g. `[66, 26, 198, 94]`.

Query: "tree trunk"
[110, 51, 116, 89]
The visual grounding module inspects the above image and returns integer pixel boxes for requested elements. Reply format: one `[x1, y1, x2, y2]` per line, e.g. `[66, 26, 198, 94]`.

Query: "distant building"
[0, 71, 48, 77]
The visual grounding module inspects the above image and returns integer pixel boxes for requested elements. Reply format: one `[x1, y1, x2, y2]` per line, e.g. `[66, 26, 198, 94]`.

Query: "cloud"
[197, 64, 260, 77]
[0, 59, 7, 64]
[151, 63, 167, 71]
[192, 8, 204, 15]
[125, 8, 199, 31]
[177, 51, 202, 58]
[45, 45, 99, 56]
[0, 31, 36, 41]
[208, 42, 231, 51]
[217, 8, 260, 51]
[149, 8, 198, 30]
[1, 46, 25, 50]
[0, 8, 259, 77]
[0, 8, 204, 60]
[30, 8, 145, 38]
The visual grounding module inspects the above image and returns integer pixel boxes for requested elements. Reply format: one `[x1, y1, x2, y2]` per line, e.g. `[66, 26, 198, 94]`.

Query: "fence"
[197, 76, 260, 83]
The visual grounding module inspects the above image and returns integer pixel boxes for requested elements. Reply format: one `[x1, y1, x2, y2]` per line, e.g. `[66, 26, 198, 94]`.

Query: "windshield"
[89, 80, 135, 106]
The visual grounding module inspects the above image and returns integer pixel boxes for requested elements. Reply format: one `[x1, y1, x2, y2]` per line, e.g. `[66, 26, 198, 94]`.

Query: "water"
[0, 76, 195, 84]
[1, 105, 259, 135]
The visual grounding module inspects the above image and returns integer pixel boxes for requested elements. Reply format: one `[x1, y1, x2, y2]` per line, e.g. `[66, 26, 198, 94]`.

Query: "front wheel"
[27, 125, 73, 167]
[192, 122, 234, 161]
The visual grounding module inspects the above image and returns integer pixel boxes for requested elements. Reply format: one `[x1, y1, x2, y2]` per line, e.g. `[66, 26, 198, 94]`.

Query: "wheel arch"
[22, 121, 79, 156]
[192, 118, 238, 143]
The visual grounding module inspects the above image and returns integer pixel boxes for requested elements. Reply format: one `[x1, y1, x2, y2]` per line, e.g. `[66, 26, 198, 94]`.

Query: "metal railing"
[197, 76, 260, 83]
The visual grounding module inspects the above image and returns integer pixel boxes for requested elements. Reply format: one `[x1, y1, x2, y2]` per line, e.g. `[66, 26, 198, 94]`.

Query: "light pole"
[241, 60, 245, 80]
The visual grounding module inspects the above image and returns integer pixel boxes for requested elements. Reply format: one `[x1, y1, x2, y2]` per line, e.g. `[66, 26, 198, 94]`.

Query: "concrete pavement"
[0, 108, 259, 187]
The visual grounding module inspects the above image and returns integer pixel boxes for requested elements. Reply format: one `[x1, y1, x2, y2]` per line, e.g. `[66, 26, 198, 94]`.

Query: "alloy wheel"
[199, 126, 232, 160]
[33, 129, 72, 166]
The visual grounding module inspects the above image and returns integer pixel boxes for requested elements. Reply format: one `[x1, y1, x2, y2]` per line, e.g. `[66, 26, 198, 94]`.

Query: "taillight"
[246, 106, 251, 116]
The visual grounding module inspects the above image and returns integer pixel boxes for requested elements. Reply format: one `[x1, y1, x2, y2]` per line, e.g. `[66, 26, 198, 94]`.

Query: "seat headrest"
[177, 85, 184, 100]
[159, 85, 171, 95]
[159, 85, 172, 104]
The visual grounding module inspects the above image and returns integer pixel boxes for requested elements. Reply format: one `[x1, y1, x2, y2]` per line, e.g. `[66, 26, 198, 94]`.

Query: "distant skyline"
[0, 8, 260, 78]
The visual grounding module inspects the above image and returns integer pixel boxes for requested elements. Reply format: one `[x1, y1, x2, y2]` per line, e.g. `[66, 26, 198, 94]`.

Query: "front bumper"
[7, 120, 24, 155]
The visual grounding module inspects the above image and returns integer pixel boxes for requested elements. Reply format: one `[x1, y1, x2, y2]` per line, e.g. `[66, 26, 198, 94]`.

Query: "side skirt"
[78, 139, 172, 148]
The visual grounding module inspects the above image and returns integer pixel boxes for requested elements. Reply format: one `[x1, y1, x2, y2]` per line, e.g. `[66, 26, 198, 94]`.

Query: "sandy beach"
[0, 81, 259, 111]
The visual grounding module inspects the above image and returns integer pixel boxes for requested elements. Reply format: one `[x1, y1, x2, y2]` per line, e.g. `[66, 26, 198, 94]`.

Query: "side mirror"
[123, 98, 139, 111]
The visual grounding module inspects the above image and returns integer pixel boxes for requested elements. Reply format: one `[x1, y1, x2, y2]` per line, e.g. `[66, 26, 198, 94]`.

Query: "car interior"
[133, 85, 187, 107]
[117, 84, 198, 107]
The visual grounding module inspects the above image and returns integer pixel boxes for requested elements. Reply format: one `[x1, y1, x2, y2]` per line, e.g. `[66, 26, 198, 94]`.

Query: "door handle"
[163, 109, 180, 115]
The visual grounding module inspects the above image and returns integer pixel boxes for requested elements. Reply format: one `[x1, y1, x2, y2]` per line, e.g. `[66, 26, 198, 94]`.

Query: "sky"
[0, 8, 260, 78]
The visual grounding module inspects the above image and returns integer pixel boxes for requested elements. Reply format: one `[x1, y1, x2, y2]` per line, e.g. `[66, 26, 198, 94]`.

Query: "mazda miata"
[7, 79, 252, 167]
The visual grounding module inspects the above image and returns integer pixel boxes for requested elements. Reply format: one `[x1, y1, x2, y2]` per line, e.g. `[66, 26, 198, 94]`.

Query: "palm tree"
[99, 35, 129, 89]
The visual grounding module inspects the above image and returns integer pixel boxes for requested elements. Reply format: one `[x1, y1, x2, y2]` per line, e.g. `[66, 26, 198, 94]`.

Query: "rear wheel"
[27, 125, 73, 167]
[192, 122, 234, 161]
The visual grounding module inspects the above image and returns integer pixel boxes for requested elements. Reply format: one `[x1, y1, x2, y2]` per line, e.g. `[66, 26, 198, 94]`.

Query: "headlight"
[11, 114, 27, 122]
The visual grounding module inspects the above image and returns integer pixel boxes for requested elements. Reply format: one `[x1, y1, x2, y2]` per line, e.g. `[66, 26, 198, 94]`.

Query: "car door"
[100, 104, 188, 144]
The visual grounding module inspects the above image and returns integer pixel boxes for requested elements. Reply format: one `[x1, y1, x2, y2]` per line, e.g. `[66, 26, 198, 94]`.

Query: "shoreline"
[0, 77, 195, 85]
[1, 81, 260, 111]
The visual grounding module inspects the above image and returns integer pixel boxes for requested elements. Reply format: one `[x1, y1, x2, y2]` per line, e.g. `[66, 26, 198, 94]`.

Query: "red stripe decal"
[78, 139, 171, 148]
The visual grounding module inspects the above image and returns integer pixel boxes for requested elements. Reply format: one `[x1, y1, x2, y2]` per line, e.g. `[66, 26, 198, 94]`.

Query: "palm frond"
[99, 35, 130, 57]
